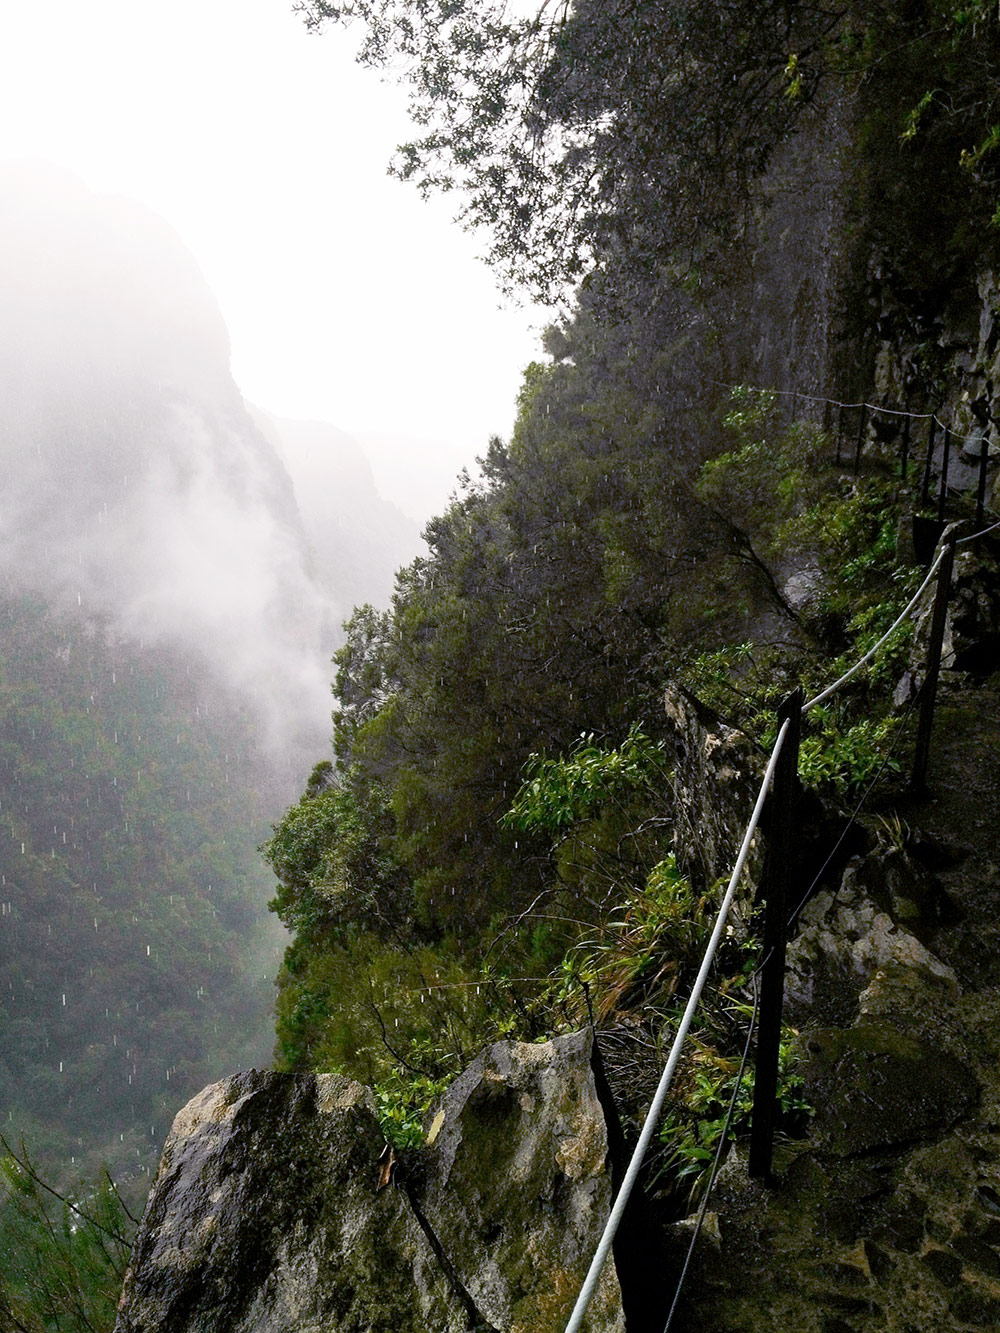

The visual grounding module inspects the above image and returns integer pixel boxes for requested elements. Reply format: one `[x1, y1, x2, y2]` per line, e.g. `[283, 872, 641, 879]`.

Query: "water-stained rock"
[114, 1070, 469, 1332]
[411, 1030, 624, 1333]
[663, 685, 760, 892]
[115, 1033, 623, 1332]
[785, 852, 958, 1027]
[801, 1024, 978, 1157]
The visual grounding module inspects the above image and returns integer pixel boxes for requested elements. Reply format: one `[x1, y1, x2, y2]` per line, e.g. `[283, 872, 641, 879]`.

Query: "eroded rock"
[115, 1033, 623, 1333]
[115, 1071, 468, 1333]
[785, 852, 957, 1026]
[412, 1031, 623, 1333]
[663, 685, 760, 892]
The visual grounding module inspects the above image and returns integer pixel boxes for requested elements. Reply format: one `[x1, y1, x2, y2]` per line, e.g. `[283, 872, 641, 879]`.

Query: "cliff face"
[0, 163, 328, 753]
[255, 412, 423, 626]
[0, 163, 420, 758]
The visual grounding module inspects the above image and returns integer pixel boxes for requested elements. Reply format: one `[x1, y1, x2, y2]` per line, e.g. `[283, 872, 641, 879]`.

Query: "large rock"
[412, 1032, 625, 1333]
[115, 1032, 624, 1332]
[785, 851, 958, 1027]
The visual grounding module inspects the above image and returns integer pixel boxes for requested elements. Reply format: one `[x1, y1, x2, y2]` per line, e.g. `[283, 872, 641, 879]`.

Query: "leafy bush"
[503, 725, 670, 834]
[798, 712, 903, 794]
[655, 1028, 811, 1195]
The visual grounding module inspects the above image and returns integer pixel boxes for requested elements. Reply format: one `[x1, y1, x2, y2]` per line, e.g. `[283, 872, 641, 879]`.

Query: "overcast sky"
[0, 0, 546, 521]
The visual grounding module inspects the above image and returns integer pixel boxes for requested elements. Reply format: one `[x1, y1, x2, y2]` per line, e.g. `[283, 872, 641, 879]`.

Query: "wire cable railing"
[563, 503, 999, 1332]
[801, 547, 946, 713]
[562, 719, 790, 1333]
[660, 681, 922, 1327]
[715, 379, 992, 450]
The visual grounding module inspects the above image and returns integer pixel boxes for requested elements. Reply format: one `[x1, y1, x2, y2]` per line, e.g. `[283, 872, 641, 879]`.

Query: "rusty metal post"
[749, 688, 802, 1183]
[921, 415, 938, 507]
[911, 538, 955, 793]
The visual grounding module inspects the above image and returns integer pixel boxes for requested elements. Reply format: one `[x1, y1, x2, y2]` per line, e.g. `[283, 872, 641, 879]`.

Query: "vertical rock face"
[115, 1032, 624, 1333]
[663, 685, 761, 892]
[410, 1033, 624, 1333]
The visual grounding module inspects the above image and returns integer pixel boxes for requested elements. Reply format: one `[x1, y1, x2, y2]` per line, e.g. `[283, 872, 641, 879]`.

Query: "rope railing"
[715, 379, 991, 449]
[562, 719, 790, 1333]
[563, 502, 994, 1331]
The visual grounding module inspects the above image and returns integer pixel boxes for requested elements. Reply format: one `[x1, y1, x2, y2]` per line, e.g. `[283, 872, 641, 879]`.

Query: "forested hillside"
[0, 596, 279, 1175]
[265, 0, 1000, 1188]
[0, 167, 418, 1183]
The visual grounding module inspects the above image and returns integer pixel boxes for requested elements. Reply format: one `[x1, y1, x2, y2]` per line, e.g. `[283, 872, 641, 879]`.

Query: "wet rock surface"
[115, 1032, 623, 1333]
[785, 849, 958, 1028]
[667, 678, 1000, 1331]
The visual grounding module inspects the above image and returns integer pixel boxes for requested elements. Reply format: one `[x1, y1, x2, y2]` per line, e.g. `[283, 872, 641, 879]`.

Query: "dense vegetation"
[0, 593, 296, 1327]
[264, 371, 931, 1183]
[0, 593, 282, 1180]
[11, 3, 1000, 1327]
[303, 0, 1000, 303]
[0, 1136, 136, 1333]
[261, 0, 1000, 1222]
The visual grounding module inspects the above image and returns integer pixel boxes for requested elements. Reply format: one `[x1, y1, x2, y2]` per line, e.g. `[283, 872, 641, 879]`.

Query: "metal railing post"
[836, 405, 844, 465]
[748, 688, 802, 1182]
[921, 415, 938, 507]
[853, 403, 868, 475]
[937, 426, 952, 522]
[976, 431, 990, 532]
[911, 538, 955, 793]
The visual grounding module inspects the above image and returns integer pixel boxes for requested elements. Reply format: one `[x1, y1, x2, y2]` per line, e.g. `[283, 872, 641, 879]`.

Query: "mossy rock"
[802, 1024, 978, 1157]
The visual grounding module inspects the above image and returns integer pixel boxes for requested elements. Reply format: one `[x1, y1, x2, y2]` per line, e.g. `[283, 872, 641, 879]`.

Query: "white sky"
[0, 0, 546, 521]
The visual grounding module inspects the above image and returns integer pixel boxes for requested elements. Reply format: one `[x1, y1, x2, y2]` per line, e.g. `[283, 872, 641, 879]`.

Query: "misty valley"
[8, 0, 1000, 1324]
[0, 162, 421, 1314]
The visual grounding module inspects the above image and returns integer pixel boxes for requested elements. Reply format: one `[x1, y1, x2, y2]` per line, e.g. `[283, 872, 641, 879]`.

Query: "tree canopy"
[300, 0, 1000, 302]
[301, 0, 841, 299]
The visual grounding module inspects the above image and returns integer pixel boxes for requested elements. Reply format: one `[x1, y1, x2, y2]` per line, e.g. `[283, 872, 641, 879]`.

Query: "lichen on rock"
[114, 1032, 623, 1333]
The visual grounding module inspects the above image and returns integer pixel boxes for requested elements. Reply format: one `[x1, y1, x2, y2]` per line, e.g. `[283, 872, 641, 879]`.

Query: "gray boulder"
[115, 1031, 624, 1332]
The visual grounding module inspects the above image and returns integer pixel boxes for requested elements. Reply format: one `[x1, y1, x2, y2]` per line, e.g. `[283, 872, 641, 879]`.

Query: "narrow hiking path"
[670, 675, 1000, 1332]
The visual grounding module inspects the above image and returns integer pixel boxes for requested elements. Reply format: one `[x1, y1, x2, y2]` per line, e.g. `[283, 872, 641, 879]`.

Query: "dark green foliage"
[0, 593, 281, 1179]
[0, 1136, 137, 1333]
[327, 362, 776, 938]
[300, 1, 1000, 307]
[264, 0, 995, 1211]
[503, 725, 669, 834]
[299, 0, 841, 299]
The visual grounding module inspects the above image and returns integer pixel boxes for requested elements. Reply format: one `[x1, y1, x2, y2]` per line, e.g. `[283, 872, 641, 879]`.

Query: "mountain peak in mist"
[0, 163, 416, 761]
